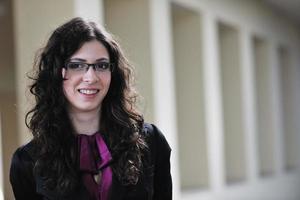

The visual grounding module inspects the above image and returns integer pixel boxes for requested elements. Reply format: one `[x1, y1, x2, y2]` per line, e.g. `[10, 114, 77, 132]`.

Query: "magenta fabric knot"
[77, 132, 113, 200]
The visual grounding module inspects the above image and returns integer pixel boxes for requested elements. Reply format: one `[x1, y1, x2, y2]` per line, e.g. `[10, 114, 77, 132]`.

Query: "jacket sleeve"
[151, 124, 172, 200]
[10, 146, 41, 200]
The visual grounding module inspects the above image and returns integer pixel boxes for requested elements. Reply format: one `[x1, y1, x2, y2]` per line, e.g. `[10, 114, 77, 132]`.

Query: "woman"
[10, 17, 172, 200]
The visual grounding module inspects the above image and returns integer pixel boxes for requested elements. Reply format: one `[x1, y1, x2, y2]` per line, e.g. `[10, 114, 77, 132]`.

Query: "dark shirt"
[10, 123, 172, 200]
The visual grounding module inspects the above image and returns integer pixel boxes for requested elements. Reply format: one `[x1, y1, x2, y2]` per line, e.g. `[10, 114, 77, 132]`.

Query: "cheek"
[107, 76, 112, 86]
[62, 82, 69, 99]
[100, 74, 112, 89]
[105, 76, 112, 91]
[62, 80, 75, 100]
[62, 82, 67, 94]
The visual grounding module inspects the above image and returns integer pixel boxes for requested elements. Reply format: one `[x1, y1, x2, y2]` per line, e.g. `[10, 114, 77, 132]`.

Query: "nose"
[82, 66, 99, 84]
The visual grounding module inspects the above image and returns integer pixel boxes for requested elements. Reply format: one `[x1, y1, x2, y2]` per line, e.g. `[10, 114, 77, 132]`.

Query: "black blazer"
[10, 123, 172, 200]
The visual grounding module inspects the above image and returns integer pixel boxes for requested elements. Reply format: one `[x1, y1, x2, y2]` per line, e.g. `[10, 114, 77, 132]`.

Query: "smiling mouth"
[78, 89, 99, 95]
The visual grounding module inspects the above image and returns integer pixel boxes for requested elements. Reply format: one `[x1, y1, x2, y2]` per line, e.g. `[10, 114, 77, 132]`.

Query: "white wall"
[103, 0, 155, 123]
[172, 3, 208, 190]
[13, 0, 76, 144]
[170, 0, 300, 199]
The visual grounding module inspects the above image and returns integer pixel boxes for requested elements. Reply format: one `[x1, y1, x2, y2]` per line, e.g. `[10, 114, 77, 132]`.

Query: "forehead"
[70, 40, 109, 61]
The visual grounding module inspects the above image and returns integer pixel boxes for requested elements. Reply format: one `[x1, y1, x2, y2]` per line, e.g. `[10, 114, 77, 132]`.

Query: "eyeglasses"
[64, 62, 114, 75]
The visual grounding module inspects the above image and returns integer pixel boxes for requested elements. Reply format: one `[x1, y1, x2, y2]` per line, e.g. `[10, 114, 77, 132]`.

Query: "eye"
[66, 62, 86, 70]
[94, 62, 110, 71]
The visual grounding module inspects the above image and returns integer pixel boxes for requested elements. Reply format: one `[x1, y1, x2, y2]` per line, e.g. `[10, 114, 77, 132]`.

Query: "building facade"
[0, 0, 300, 199]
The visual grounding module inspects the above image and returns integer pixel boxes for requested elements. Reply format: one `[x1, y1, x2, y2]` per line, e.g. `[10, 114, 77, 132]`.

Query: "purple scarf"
[77, 132, 113, 200]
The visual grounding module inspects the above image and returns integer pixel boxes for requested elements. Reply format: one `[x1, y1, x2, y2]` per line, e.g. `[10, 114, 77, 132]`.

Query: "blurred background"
[1, 0, 300, 199]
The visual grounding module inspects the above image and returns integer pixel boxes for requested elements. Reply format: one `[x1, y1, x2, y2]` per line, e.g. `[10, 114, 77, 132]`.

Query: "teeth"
[79, 89, 98, 94]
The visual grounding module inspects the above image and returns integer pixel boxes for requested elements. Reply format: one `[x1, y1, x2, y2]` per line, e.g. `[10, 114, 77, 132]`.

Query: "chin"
[81, 105, 101, 111]
[71, 103, 100, 112]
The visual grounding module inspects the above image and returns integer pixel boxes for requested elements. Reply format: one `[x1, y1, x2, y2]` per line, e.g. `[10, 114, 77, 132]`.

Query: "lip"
[78, 87, 100, 90]
[77, 88, 100, 97]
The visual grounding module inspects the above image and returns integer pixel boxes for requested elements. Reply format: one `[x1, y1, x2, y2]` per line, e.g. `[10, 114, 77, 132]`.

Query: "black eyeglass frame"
[64, 62, 115, 72]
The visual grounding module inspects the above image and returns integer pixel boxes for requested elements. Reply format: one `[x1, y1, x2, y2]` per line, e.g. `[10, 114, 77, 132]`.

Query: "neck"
[68, 108, 101, 135]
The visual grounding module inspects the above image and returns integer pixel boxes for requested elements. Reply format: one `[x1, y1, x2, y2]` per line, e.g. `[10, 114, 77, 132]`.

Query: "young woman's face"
[62, 40, 112, 114]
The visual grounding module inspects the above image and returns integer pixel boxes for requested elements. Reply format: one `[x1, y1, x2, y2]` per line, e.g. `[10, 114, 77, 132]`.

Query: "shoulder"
[12, 140, 37, 164]
[10, 141, 45, 200]
[142, 123, 171, 154]
[10, 141, 37, 193]
[10, 140, 37, 178]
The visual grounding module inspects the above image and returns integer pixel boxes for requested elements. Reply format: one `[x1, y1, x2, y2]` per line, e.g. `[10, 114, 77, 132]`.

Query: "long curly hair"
[25, 17, 147, 194]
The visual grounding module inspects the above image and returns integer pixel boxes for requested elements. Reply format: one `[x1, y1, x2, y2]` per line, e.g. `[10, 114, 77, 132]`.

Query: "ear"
[62, 68, 66, 79]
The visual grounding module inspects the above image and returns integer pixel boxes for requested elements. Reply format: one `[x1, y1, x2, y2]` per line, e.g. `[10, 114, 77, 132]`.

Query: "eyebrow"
[69, 58, 109, 62]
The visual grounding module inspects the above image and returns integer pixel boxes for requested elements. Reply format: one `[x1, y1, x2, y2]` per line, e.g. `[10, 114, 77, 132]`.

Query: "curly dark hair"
[25, 17, 147, 194]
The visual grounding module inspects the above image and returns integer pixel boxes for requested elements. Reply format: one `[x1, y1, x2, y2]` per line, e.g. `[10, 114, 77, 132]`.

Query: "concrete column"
[149, 0, 180, 199]
[0, 3, 5, 17]
[269, 42, 285, 175]
[74, 0, 103, 24]
[240, 30, 259, 182]
[293, 47, 300, 167]
[13, 0, 75, 144]
[254, 38, 276, 176]
[279, 45, 300, 170]
[219, 23, 246, 184]
[171, 4, 209, 189]
[0, 114, 3, 200]
[0, 0, 18, 199]
[103, 0, 154, 122]
[202, 13, 225, 191]
[292, 46, 300, 166]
